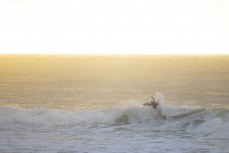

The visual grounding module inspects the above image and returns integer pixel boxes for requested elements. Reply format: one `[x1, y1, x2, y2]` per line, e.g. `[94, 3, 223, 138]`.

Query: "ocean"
[0, 55, 229, 153]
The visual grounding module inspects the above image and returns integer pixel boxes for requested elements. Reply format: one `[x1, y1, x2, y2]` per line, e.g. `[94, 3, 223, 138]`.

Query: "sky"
[0, 0, 229, 54]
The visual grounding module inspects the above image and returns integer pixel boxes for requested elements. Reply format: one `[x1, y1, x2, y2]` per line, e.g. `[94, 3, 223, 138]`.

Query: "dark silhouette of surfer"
[143, 96, 166, 119]
[143, 96, 158, 109]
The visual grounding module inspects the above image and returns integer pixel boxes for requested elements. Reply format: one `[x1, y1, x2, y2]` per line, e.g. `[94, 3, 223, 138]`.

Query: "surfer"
[143, 96, 166, 119]
[143, 96, 158, 109]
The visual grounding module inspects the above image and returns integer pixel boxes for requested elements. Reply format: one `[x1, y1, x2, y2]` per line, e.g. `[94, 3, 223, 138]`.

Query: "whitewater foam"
[1, 103, 229, 152]
[1, 104, 228, 131]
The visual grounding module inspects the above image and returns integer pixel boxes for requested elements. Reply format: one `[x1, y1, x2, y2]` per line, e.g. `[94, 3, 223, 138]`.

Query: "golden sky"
[0, 0, 229, 54]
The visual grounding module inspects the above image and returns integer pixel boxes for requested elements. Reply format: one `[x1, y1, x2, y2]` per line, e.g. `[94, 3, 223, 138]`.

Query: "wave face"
[0, 104, 229, 132]
[1, 104, 229, 153]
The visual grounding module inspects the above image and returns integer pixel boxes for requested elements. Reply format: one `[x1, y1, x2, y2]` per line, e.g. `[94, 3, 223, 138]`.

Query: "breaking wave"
[0, 103, 229, 138]
[0, 93, 228, 139]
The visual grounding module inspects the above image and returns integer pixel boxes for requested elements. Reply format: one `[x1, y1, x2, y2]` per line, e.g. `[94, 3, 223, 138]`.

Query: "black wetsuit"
[152, 101, 158, 109]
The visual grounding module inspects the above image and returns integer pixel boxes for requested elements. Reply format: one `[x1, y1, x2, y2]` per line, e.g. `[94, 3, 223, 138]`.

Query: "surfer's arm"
[151, 96, 156, 102]
[143, 102, 152, 106]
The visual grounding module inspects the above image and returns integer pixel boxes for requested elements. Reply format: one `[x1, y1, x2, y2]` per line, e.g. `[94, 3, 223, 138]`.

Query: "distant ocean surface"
[0, 55, 229, 152]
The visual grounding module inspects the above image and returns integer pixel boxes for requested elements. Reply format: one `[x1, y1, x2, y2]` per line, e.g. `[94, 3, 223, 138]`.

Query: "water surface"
[0, 55, 229, 152]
